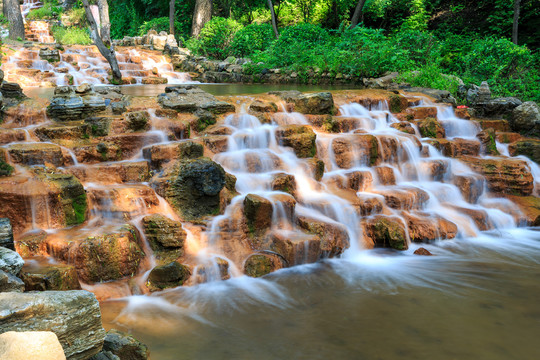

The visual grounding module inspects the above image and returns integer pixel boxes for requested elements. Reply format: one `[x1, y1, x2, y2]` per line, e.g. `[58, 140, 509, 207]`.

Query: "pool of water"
[24, 83, 362, 100]
[101, 228, 540, 360]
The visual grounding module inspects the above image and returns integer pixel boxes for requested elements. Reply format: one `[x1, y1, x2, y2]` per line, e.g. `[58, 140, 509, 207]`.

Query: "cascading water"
[2, 86, 539, 359]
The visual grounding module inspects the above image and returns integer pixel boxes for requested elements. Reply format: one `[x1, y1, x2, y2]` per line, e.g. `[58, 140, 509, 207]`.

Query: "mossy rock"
[369, 217, 408, 250]
[243, 194, 273, 234]
[147, 261, 191, 291]
[20, 263, 81, 291]
[166, 157, 226, 220]
[275, 125, 317, 158]
[417, 117, 445, 139]
[244, 253, 286, 277]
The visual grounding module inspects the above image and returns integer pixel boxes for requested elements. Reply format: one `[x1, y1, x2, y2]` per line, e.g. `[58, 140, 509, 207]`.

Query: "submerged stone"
[244, 252, 286, 277]
[147, 261, 191, 291]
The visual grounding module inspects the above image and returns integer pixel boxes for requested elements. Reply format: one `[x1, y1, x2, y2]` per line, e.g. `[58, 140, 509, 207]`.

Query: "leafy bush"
[187, 17, 243, 60]
[27, 0, 63, 20]
[274, 23, 330, 49]
[230, 24, 275, 57]
[397, 65, 460, 94]
[52, 26, 92, 45]
[138, 17, 181, 37]
[0, 14, 7, 25]
[63, 7, 86, 27]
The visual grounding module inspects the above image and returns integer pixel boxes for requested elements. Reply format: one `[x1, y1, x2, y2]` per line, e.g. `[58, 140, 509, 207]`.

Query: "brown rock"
[413, 247, 432, 256]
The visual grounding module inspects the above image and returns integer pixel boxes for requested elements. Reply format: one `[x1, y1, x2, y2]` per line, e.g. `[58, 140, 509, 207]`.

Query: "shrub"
[230, 24, 275, 57]
[273, 23, 330, 49]
[138, 17, 181, 37]
[397, 65, 460, 94]
[52, 26, 92, 45]
[27, 1, 63, 20]
[63, 7, 86, 27]
[187, 17, 243, 60]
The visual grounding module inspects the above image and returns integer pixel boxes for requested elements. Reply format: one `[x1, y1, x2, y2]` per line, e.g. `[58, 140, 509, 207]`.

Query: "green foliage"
[186, 17, 243, 60]
[230, 24, 275, 57]
[52, 26, 92, 45]
[63, 7, 87, 27]
[27, 0, 63, 20]
[397, 65, 460, 94]
[139, 17, 181, 36]
[0, 14, 8, 25]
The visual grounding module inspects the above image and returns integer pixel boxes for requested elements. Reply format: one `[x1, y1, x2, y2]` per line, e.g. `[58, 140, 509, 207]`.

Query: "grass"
[52, 26, 92, 45]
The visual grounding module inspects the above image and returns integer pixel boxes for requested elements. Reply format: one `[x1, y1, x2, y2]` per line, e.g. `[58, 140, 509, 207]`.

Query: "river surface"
[24, 83, 362, 99]
[101, 228, 540, 360]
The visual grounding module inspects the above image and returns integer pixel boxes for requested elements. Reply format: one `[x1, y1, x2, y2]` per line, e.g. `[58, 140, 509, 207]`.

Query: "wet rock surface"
[0, 290, 105, 360]
[158, 85, 235, 114]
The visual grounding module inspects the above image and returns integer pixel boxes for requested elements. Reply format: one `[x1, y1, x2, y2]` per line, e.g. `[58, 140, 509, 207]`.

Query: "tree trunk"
[268, 0, 279, 38]
[191, 0, 213, 38]
[81, 0, 122, 83]
[96, 0, 111, 47]
[350, 0, 367, 29]
[6, 0, 25, 41]
[512, 0, 521, 45]
[170, 0, 175, 35]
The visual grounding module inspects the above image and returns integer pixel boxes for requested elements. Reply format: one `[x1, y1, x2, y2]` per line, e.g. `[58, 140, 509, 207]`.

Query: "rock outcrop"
[158, 85, 235, 114]
[0, 290, 105, 360]
[47, 85, 107, 121]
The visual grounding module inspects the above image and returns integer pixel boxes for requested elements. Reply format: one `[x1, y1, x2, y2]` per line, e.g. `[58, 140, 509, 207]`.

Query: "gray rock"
[364, 72, 399, 89]
[91, 351, 120, 360]
[0, 269, 25, 292]
[153, 157, 226, 220]
[268, 91, 334, 114]
[511, 101, 540, 136]
[0, 246, 24, 276]
[158, 85, 235, 114]
[0, 218, 14, 250]
[99, 329, 149, 360]
[0, 290, 105, 360]
[125, 111, 149, 131]
[39, 48, 61, 62]
[47, 86, 107, 121]
[477, 81, 491, 102]
[474, 97, 522, 117]
[1, 82, 26, 99]
[147, 261, 190, 291]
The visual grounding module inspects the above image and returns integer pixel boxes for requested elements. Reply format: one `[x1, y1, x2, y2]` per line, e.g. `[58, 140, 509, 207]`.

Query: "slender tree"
[170, 0, 175, 35]
[97, 0, 111, 47]
[268, 0, 279, 38]
[81, 0, 122, 83]
[192, 0, 213, 38]
[512, 0, 521, 45]
[6, 0, 25, 41]
[350, 0, 367, 29]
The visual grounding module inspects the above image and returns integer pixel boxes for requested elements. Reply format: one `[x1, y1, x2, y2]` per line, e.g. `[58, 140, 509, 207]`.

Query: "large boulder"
[510, 101, 540, 137]
[97, 329, 149, 360]
[0, 290, 105, 360]
[0, 270, 25, 292]
[158, 85, 235, 114]
[147, 261, 191, 291]
[155, 158, 226, 220]
[0, 246, 24, 276]
[20, 262, 81, 291]
[243, 252, 286, 277]
[296, 215, 350, 257]
[7, 143, 65, 167]
[0, 331, 66, 360]
[508, 139, 540, 164]
[275, 125, 317, 158]
[142, 214, 185, 263]
[0, 218, 14, 250]
[363, 216, 408, 250]
[0, 171, 87, 236]
[47, 86, 107, 121]
[460, 156, 534, 196]
[269, 91, 335, 115]
[417, 117, 445, 138]
[48, 225, 144, 283]
[243, 194, 273, 234]
[473, 97, 522, 117]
